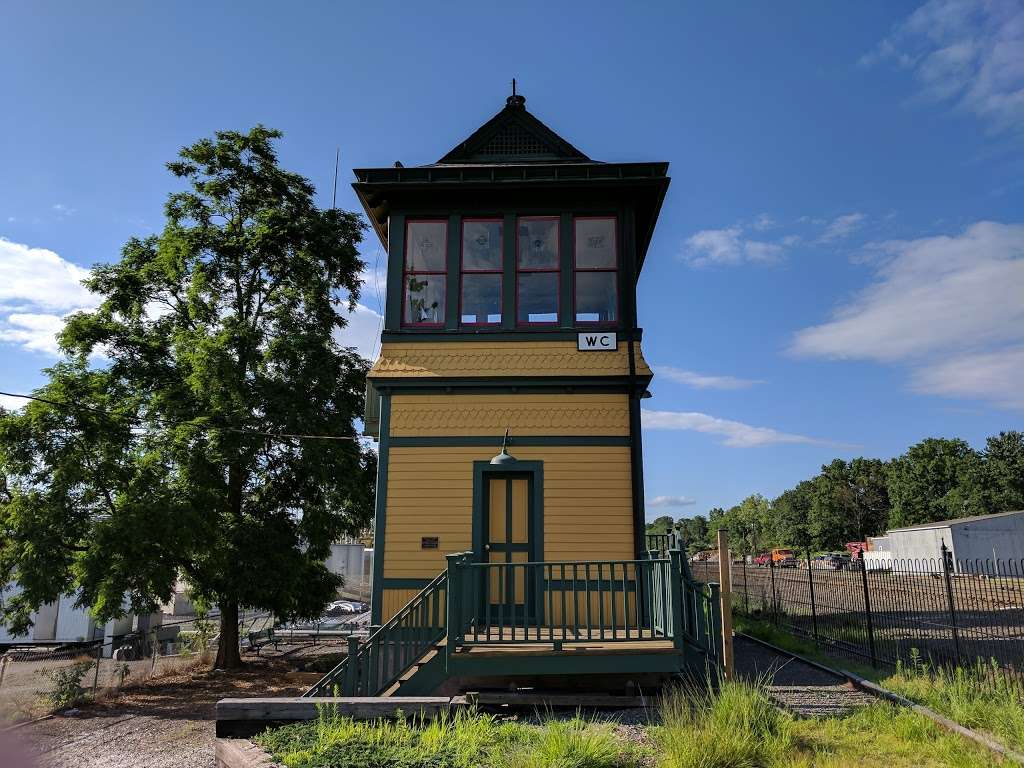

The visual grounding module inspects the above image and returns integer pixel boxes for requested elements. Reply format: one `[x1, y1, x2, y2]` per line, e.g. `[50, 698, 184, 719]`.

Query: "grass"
[735, 613, 1024, 756]
[255, 679, 1002, 768]
[255, 706, 643, 768]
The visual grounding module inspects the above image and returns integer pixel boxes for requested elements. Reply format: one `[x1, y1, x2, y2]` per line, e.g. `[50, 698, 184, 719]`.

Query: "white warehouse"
[879, 510, 1024, 575]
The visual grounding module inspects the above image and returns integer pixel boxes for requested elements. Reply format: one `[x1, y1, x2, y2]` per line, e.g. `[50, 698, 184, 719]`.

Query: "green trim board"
[369, 394, 392, 626]
[373, 376, 651, 395]
[447, 649, 685, 678]
[388, 436, 630, 448]
[380, 329, 644, 343]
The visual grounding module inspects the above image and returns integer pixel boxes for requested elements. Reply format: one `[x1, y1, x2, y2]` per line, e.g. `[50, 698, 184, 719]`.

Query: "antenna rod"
[331, 147, 339, 210]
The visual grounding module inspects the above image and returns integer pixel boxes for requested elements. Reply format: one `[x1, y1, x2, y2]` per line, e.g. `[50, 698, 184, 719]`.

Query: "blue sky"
[2, 1, 1022, 519]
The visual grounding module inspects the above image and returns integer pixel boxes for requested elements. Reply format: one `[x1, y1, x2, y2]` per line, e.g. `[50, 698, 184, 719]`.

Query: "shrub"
[40, 659, 94, 710]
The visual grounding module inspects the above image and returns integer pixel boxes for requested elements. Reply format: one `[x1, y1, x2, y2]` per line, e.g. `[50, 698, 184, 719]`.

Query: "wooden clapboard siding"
[369, 340, 652, 379]
[381, 588, 423, 622]
[383, 446, 634, 581]
[388, 394, 629, 437]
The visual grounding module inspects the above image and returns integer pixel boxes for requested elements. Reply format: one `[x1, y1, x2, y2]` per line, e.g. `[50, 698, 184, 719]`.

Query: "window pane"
[575, 272, 617, 323]
[462, 220, 502, 271]
[575, 218, 616, 269]
[517, 218, 559, 269]
[404, 274, 445, 325]
[405, 221, 447, 272]
[517, 272, 558, 324]
[461, 273, 502, 325]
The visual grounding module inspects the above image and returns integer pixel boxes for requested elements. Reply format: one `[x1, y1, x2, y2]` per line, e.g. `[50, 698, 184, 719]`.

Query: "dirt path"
[9, 643, 343, 768]
[733, 634, 877, 717]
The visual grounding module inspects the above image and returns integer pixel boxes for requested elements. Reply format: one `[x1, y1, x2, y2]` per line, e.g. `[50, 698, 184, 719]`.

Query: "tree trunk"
[215, 599, 243, 669]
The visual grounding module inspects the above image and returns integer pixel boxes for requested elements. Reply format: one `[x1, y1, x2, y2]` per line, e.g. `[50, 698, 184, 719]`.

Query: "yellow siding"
[369, 340, 653, 379]
[381, 588, 421, 621]
[383, 446, 634, 580]
[389, 394, 629, 437]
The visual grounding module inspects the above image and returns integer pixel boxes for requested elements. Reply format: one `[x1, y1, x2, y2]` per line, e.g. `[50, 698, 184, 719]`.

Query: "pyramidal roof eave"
[436, 94, 593, 165]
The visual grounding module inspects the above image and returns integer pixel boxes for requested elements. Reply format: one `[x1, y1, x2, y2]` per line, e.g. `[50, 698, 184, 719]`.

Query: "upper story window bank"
[353, 90, 669, 340]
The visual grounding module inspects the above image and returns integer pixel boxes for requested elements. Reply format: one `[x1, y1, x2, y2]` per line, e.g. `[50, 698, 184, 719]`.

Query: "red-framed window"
[573, 216, 618, 326]
[402, 219, 447, 327]
[516, 216, 559, 326]
[460, 218, 503, 326]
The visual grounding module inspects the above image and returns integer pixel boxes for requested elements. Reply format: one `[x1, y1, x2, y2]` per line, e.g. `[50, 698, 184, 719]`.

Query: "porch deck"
[306, 550, 722, 697]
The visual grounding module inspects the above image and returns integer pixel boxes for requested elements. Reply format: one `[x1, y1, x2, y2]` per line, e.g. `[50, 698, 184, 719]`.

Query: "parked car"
[754, 552, 771, 567]
[809, 554, 844, 570]
[777, 556, 799, 568]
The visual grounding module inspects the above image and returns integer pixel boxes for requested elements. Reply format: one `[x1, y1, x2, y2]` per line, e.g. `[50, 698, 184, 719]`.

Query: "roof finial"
[506, 78, 525, 108]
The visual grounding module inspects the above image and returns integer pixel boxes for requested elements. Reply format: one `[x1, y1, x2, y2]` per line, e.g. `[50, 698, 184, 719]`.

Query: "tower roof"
[435, 93, 592, 165]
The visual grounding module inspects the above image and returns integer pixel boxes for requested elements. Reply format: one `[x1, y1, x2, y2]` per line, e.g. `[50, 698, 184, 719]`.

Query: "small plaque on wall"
[421, 537, 439, 549]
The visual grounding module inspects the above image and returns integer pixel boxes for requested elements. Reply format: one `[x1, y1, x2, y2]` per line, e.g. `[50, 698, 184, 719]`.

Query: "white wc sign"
[577, 331, 618, 351]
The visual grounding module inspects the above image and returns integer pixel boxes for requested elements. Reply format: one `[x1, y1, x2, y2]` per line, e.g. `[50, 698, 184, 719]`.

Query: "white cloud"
[683, 226, 785, 268]
[792, 220, 1024, 411]
[861, 0, 1024, 134]
[752, 213, 777, 231]
[647, 495, 697, 508]
[0, 313, 69, 356]
[334, 302, 383, 362]
[818, 212, 867, 243]
[656, 366, 765, 390]
[52, 203, 76, 218]
[0, 238, 97, 356]
[0, 394, 26, 411]
[910, 346, 1024, 411]
[641, 409, 831, 448]
[0, 238, 94, 312]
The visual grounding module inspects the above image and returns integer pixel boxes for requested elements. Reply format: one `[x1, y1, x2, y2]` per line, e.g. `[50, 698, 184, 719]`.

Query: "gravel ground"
[7, 642, 346, 768]
[733, 635, 877, 716]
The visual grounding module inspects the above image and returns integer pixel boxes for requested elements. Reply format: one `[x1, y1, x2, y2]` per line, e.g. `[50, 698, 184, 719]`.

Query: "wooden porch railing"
[445, 549, 720, 661]
[305, 548, 721, 697]
[304, 570, 447, 697]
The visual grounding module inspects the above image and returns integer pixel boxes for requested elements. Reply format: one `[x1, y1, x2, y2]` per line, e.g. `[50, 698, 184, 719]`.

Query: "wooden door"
[483, 475, 532, 621]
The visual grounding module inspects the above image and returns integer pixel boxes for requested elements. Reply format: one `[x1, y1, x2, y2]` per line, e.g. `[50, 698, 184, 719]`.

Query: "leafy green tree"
[771, 481, 815, 550]
[809, 458, 890, 549]
[710, 495, 770, 554]
[0, 126, 376, 668]
[645, 515, 674, 535]
[887, 438, 984, 528]
[980, 431, 1024, 512]
[676, 515, 711, 553]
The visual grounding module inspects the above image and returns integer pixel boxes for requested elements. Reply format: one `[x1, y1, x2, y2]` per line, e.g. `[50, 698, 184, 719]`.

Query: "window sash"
[403, 219, 448, 327]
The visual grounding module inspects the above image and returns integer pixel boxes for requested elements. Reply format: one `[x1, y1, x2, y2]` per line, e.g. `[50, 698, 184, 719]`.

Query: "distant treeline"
[647, 431, 1024, 555]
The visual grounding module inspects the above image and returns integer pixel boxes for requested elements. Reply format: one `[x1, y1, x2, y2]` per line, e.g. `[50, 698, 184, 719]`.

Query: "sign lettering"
[577, 332, 617, 351]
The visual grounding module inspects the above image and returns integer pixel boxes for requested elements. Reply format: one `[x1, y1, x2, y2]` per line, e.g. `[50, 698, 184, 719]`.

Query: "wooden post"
[716, 529, 735, 680]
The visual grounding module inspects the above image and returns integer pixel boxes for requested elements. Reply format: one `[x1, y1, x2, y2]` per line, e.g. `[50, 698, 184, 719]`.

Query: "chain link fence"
[0, 610, 276, 720]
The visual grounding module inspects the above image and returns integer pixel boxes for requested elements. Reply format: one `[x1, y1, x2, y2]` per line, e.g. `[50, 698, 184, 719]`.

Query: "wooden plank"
[216, 697, 466, 722]
[474, 693, 649, 708]
[717, 529, 735, 680]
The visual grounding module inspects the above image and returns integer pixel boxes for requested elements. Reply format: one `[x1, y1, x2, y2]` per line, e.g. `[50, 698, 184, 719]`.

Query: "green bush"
[40, 659, 94, 710]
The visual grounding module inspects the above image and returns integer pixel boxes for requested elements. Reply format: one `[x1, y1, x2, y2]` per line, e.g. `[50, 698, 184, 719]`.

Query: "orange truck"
[771, 548, 798, 567]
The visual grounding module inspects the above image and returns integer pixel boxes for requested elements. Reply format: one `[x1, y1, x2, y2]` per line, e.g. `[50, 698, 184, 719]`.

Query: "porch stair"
[305, 548, 722, 698]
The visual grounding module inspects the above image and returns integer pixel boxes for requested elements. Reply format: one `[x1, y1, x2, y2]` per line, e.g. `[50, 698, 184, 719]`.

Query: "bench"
[247, 628, 279, 656]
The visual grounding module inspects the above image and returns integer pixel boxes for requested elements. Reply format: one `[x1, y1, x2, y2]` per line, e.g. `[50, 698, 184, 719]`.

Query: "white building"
[877, 510, 1024, 575]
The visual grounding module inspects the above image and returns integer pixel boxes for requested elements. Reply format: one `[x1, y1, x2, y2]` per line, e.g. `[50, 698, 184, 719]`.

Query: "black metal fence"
[690, 545, 1024, 688]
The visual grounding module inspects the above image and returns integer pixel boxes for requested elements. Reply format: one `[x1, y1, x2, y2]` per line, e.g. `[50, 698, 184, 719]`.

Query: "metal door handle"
[484, 544, 491, 551]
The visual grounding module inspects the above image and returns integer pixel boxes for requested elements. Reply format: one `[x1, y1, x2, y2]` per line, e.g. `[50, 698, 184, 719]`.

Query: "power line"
[0, 391, 364, 443]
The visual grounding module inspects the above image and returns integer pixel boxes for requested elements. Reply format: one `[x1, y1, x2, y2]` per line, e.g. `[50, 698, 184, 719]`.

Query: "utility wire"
[0, 391, 364, 442]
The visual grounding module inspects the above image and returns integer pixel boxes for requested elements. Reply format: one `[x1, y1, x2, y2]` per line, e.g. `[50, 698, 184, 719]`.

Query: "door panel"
[483, 474, 533, 620]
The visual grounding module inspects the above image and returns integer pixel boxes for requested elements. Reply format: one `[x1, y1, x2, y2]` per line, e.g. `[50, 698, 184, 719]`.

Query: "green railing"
[305, 570, 447, 697]
[307, 547, 722, 697]
[446, 549, 721, 662]
[645, 532, 676, 556]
